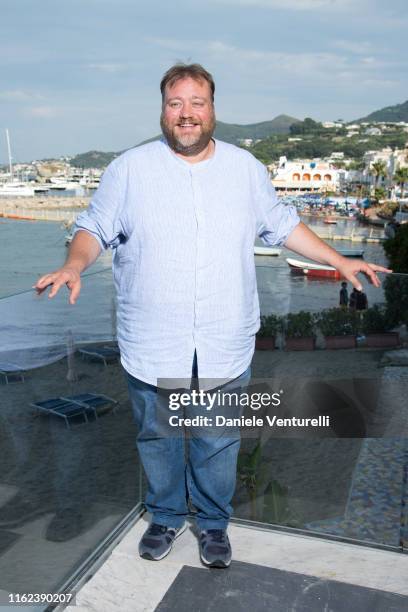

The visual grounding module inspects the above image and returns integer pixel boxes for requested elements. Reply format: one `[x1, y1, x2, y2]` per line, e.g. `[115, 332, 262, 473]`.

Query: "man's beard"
[160, 112, 216, 156]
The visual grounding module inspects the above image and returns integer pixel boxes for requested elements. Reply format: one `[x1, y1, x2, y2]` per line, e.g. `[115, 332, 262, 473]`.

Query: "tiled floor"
[66, 514, 408, 612]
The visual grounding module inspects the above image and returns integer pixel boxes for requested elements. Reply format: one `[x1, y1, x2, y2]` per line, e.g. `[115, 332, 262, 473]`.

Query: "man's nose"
[180, 101, 194, 117]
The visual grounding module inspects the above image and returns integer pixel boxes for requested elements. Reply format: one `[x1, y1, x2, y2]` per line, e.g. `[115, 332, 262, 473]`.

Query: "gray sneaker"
[139, 522, 187, 561]
[199, 529, 231, 568]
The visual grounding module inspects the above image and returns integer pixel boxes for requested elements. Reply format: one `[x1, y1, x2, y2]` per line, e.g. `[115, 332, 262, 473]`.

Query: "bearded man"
[35, 63, 389, 568]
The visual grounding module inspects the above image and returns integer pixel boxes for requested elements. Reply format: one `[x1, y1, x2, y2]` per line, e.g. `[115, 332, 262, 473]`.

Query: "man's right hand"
[34, 266, 81, 305]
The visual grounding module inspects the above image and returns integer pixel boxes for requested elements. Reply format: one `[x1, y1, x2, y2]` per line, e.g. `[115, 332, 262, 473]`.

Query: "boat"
[337, 249, 364, 258]
[286, 257, 342, 279]
[0, 130, 35, 196]
[0, 181, 35, 196]
[254, 246, 281, 256]
[324, 218, 337, 224]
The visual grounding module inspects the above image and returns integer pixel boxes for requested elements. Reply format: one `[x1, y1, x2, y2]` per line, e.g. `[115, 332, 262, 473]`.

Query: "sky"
[1, 0, 407, 162]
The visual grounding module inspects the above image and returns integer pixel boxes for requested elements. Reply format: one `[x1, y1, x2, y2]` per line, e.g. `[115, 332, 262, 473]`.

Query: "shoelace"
[206, 529, 226, 543]
[147, 523, 167, 536]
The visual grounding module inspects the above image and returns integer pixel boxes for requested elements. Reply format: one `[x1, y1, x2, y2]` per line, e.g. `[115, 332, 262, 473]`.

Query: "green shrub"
[316, 308, 359, 336]
[361, 305, 393, 334]
[283, 311, 315, 338]
[258, 314, 282, 337]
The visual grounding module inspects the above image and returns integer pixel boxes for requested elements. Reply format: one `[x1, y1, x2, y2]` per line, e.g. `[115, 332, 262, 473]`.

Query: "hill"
[139, 115, 300, 146]
[355, 100, 408, 123]
[70, 150, 119, 169]
[69, 115, 300, 168]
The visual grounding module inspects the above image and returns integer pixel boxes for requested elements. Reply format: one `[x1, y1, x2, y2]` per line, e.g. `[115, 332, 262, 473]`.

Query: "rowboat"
[286, 257, 342, 279]
[254, 246, 281, 256]
[324, 218, 337, 224]
[337, 249, 364, 258]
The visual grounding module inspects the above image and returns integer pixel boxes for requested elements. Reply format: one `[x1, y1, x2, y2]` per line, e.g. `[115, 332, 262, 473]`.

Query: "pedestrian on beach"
[339, 281, 349, 309]
[34, 63, 390, 568]
[349, 288, 368, 311]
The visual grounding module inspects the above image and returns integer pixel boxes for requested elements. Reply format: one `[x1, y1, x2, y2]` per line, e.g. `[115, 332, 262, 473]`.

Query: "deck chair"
[30, 397, 89, 428]
[78, 345, 120, 366]
[31, 393, 118, 428]
[0, 362, 25, 384]
[61, 393, 119, 418]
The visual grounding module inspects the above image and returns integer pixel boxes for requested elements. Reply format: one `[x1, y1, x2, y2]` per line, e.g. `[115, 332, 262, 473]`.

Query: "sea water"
[0, 217, 388, 368]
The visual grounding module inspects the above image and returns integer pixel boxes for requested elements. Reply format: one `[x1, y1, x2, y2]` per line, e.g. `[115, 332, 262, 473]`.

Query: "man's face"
[160, 77, 216, 156]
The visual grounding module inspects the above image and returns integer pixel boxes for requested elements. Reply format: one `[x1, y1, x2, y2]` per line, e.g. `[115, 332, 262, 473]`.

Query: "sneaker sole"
[200, 551, 231, 568]
[140, 522, 188, 561]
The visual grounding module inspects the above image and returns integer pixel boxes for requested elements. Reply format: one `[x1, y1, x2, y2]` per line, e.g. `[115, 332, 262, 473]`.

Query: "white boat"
[337, 249, 364, 258]
[286, 257, 342, 279]
[254, 246, 281, 256]
[0, 130, 35, 196]
[33, 184, 50, 193]
[49, 177, 82, 190]
[0, 182, 35, 196]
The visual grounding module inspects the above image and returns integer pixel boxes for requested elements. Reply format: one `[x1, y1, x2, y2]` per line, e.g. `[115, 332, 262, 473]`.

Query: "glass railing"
[234, 243, 408, 553]
[0, 221, 407, 608]
[0, 270, 143, 606]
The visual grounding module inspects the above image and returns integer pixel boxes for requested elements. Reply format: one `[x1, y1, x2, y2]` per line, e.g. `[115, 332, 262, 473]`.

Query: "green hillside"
[136, 115, 301, 146]
[70, 115, 301, 168]
[70, 150, 119, 169]
[355, 100, 408, 123]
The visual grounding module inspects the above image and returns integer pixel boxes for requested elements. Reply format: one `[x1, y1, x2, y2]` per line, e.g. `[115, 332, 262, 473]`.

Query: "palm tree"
[370, 160, 388, 188]
[393, 166, 408, 197]
[369, 160, 388, 203]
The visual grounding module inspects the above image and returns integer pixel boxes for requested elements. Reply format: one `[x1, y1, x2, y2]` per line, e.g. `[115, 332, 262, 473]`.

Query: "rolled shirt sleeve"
[253, 160, 300, 246]
[73, 159, 125, 250]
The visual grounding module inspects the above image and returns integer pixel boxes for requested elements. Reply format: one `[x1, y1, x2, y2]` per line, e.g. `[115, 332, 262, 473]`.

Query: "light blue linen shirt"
[74, 138, 300, 386]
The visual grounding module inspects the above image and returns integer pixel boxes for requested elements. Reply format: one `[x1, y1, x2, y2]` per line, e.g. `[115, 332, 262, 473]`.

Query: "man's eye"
[169, 102, 181, 108]
[193, 102, 204, 107]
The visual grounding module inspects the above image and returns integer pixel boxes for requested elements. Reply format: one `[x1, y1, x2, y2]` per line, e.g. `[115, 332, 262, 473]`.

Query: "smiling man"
[35, 63, 390, 569]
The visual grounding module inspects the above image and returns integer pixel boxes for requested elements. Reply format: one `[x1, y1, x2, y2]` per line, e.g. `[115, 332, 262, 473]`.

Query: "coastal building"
[271, 156, 341, 193]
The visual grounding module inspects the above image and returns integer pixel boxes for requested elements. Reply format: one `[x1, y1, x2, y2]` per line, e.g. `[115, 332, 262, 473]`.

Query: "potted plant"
[283, 311, 316, 351]
[316, 308, 359, 349]
[361, 304, 400, 348]
[256, 314, 281, 350]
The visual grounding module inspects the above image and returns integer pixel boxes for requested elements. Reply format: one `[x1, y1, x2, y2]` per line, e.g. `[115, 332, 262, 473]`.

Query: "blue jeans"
[127, 355, 251, 531]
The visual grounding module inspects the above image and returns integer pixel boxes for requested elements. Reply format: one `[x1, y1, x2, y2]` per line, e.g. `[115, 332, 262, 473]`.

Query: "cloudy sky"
[1, 0, 407, 162]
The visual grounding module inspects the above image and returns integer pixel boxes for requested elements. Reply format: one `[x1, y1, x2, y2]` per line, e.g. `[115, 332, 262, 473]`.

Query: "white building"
[271, 156, 341, 193]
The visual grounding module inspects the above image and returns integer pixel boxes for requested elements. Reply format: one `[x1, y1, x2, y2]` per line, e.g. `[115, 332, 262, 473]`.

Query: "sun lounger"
[0, 363, 25, 384]
[61, 393, 119, 417]
[78, 345, 120, 366]
[30, 397, 89, 428]
[31, 393, 118, 428]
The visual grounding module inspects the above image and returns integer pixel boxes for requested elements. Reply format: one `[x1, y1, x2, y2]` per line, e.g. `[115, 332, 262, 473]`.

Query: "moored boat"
[254, 246, 281, 256]
[286, 257, 342, 279]
[337, 249, 364, 258]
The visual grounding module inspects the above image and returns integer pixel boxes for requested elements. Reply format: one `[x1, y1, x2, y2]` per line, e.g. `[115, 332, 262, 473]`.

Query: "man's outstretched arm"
[34, 230, 101, 304]
[284, 222, 391, 290]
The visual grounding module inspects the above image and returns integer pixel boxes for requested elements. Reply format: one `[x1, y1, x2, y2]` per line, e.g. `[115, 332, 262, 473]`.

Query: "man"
[339, 281, 349, 308]
[34, 63, 390, 568]
[350, 287, 368, 311]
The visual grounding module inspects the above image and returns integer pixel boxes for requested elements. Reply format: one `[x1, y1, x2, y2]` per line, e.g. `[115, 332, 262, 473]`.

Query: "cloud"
[209, 0, 355, 11]
[0, 90, 44, 101]
[25, 106, 59, 118]
[87, 62, 128, 73]
[331, 40, 375, 55]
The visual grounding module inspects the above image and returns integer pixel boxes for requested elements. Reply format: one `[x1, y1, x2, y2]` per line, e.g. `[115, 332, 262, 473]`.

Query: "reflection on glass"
[0, 271, 142, 597]
[236, 251, 408, 553]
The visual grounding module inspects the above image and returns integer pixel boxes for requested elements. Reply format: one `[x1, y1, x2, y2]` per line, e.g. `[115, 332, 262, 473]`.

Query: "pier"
[0, 195, 89, 224]
[313, 227, 385, 243]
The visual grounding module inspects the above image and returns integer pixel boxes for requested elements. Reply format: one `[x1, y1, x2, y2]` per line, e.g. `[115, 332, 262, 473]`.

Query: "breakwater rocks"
[0, 196, 91, 222]
[0, 196, 90, 210]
